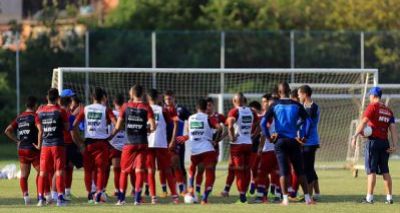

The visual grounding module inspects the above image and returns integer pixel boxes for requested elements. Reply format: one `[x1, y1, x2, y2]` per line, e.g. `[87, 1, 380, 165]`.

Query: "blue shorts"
[274, 138, 304, 177]
[364, 138, 390, 175]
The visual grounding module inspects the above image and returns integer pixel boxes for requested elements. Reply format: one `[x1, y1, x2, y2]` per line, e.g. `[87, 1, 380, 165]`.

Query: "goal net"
[52, 67, 378, 168]
[347, 84, 400, 175]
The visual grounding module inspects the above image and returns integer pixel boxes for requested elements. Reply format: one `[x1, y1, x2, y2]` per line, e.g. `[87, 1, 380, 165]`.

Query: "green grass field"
[0, 143, 399, 213]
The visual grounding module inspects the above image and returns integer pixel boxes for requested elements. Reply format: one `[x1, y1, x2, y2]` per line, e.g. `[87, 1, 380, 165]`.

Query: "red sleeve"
[252, 111, 259, 123]
[168, 106, 179, 121]
[363, 104, 375, 121]
[163, 108, 172, 124]
[106, 107, 116, 124]
[10, 118, 18, 129]
[147, 104, 154, 119]
[75, 107, 85, 123]
[60, 108, 69, 123]
[218, 114, 226, 124]
[119, 104, 127, 119]
[227, 108, 238, 120]
[209, 116, 219, 129]
[35, 108, 41, 125]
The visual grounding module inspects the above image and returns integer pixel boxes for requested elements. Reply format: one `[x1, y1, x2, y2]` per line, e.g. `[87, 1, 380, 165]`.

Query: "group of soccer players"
[5, 81, 323, 207]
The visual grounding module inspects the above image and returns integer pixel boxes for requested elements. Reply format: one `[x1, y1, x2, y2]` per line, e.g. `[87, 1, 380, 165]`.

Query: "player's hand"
[387, 146, 396, 154]
[168, 141, 176, 151]
[270, 133, 278, 144]
[33, 143, 41, 150]
[229, 135, 237, 143]
[257, 148, 262, 156]
[351, 137, 357, 149]
[295, 137, 306, 145]
[176, 136, 188, 144]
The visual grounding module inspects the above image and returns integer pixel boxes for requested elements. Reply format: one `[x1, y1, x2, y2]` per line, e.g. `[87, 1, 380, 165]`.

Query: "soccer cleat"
[385, 200, 394, 205]
[160, 191, 168, 198]
[200, 200, 208, 205]
[360, 198, 374, 204]
[134, 201, 141, 206]
[57, 199, 67, 207]
[220, 191, 229, 197]
[23, 196, 30, 205]
[64, 193, 72, 201]
[235, 200, 248, 204]
[305, 199, 316, 205]
[172, 196, 179, 204]
[281, 200, 289, 206]
[45, 195, 52, 205]
[253, 197, 267, 204]
[116, 200, 126, 206]
[37, 199, 45, 207]
[273, 196, 282, 203]
[151, 196, 158, 204]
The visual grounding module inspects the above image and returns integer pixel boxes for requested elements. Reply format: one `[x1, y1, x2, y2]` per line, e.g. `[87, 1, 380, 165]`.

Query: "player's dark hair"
[92, 87, 104, 102]
[60, 97, 71, 108]
[131, 84, 144, 98]
[299, 85, 312, 97]
[164, 90, 175, 97]
[271, 92, 279, 100]
[47, 88, 59, 103]
[278, 82, 291, 97]
[71, 95, 81, 104]
[114, 93, 125, 106]
[26, 96, 37, 109]
[262, 93, 272, 101]
[196, 98, 207, 111]
[205, 97, 214, 104]
[147, 89, 159, 101]
[249, 101, 261, 111]
[291, 88, 299, 99]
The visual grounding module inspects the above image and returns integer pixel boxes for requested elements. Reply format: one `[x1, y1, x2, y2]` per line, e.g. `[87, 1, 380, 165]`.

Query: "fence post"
[15, 32, 20, 115]
[152, 31, 157, 88]
[219, 31, 225, 162]
[85, 30, 90, 105]
[290, 30, 295, 83]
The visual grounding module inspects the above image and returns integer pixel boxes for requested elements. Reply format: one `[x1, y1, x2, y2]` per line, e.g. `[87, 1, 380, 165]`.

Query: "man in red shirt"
[351, 87, 397, 204]
[226, 93, 259, 203]
[110, 85, 156, 206]
[73, 87, 116, 204]
[4, 96, 40, 205]
[35, 88, 69, 207]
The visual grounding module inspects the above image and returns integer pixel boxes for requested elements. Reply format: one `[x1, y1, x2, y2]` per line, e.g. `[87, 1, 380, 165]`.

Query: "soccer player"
[298, 85, 321, 200]
[163, 90, 188, 195]
[351, 87, 397, 204]
[194, 97, 226, 197]
[106, 94, 125, 196]
[4, 96, 40, 205]
[261, 82, 313, 205]
[59, 89, 83, 200]
[146, 89, 179, 204]
[111, 85, 156, 206]
[35, 88, 69, 207]
[226, 92, 259, 203]
[248, 101, 262, 196]
[73, 87, 116, 204]
[255, 93, 281, 203]
[177, 98, 223, 204]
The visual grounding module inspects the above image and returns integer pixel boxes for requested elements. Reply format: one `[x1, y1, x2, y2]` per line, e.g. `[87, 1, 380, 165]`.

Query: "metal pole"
[290, 30, 295, 83]
[85, 31, 90, 105]
[360, 32, 364, 69]
[218, 31, 225, 162]
[152, 31, 157, 88]
[15, 32, 20, 115]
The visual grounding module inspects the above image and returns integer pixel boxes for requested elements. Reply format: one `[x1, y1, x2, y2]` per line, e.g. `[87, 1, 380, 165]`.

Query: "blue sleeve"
[68, 115, 75, 131]
[390, 116, 395, 124]
[260, 117, 270, 138]
[177, 105, 191, 121]
[298, 104, 310, 138]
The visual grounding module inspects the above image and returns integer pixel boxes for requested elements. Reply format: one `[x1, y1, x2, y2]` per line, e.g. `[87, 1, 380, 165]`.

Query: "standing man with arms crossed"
[111, 85, 156, 205]
[351, 87, 397, 204]
[35, 88, 69, 207]
[261, 82, 313, 205]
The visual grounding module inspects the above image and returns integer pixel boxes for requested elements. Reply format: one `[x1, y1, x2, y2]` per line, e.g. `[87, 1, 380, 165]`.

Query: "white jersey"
[263, 120, 275, 152]
[148, 105, 168, 148]
[109, 110, 125, 151]
[188, 112, 215, 155]
[232, 107, 254, 144]
[84, 103, 110, 139]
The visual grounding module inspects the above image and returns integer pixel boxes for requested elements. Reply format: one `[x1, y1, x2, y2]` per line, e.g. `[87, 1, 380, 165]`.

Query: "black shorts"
[364, 138, 390, 175]
[66, 143, 83, 169]
[302, 145, 319, 183]
[274, 138, 304, 177]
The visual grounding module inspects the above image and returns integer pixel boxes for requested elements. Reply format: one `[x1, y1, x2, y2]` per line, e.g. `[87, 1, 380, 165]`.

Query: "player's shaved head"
[232, 92, 245, 106]
[26, 96, 37, 109]
[196, 98, 207, 111]
[147, 89, 159, 102]
[278, 82, 291, 98]
[130, 84, 144, 98]
[47, 88, 59, 104]
[92, 87, 104, 102]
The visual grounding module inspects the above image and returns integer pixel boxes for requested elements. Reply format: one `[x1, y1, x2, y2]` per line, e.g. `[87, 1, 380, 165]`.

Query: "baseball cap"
[60, 89, 75, 97]
[368, 87, 382, 98]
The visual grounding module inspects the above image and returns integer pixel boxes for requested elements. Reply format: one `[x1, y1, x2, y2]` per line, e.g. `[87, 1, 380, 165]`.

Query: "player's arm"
[106, 108, 117, 126]
[72, 108, 85, 146]
[298, 104, 310, 141]
[226, 109, 238, 142]
[176, 124, 189, 144]
[258, 135, 265, 155]
[35, 123, 43, 150]
[351, 117, 369, 148]
[169, 108, 179, 145]
[261, 109, 272, 139]
[388, 117, 397, 153]
[210, 117, 223, 144]
[4, 124, 19, 144]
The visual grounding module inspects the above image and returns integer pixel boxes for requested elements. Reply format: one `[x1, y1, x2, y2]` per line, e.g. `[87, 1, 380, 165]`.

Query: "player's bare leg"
[364, 173, 376, 203]
[382, 173, 393, 204]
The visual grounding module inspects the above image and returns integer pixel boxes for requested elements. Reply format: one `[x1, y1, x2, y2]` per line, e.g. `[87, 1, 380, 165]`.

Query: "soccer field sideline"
[0, 160, 399, 213]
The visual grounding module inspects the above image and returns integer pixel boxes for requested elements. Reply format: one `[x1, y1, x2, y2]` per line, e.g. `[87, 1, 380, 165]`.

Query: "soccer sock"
[135, 170, 145, 201]
[145, 183, 150, 195]
[256, 186, 266, 198]
[304, 194, 311, 203]
[283, 194, 289, 203]
[205, 167, 215, 193]
[366, 194, 373, 202]
[196, 185, 201, 194]
[119, 171, 128, 200]
[239, 193, 247, 203]
[226, 168, 235, 188]
[65, 188, 71, 196]
[55, 173, 65, 195]
[165, 170, 178, 196]
[20, 177, 28, 196]
[387, 194, 392, 201]
[161, 184, 167, 193]
[189, 176, 195, 188]
[134, 191, 142, 203]
[202, 187, 212, 202]
[270, 184, 276, 195]
[249, 182, 256, 194]
[148, 170, 156, 197]
[223, 185, 231, 193]
[65, 166, 73, 189]
[84, 168, 93, 193]
[130, 170, 136, 189]
[159, 170, 167, 192]
[195, 170, 204, 190]
[113, 167, 121, 191]
[96, 168, 106, 193]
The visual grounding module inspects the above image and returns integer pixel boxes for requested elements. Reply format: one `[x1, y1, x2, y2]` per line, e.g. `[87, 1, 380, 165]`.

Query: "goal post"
[51, 67, 378, 167]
